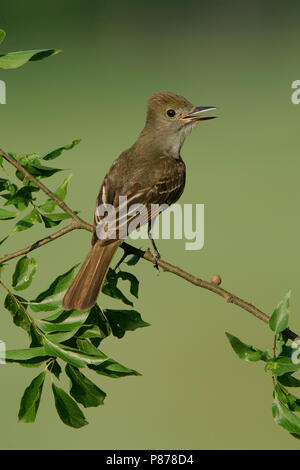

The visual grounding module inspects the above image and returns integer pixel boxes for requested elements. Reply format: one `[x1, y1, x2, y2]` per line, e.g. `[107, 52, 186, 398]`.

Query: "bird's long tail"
[62, 240, 120, 311]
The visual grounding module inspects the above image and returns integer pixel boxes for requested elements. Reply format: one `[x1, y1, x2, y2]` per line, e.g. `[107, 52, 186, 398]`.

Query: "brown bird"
[63, 91, 216, 311]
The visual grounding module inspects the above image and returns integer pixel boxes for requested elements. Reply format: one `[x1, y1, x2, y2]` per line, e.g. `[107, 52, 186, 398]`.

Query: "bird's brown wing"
[92, 155, 186, 245]
[63, 156, 185, 311]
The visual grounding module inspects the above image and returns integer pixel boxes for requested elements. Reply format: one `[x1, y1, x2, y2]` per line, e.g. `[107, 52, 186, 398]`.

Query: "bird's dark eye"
[167, 109, 176, 118]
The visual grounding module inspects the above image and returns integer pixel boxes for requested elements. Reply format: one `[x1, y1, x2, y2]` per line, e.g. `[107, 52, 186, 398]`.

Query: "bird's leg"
[148, 220, 160, 271]
[114, 251, 128, 270]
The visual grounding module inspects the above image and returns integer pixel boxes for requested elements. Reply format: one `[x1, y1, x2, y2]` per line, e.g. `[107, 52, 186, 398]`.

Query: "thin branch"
[1, 146, 299, 342]
[119, 248, 300, 342]
[0, 222, 78, 265]
[0, 148, 87, 225]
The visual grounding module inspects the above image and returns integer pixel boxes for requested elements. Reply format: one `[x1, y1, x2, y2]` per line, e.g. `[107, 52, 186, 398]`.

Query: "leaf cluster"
[226, 291, 300, 440]
[0, 139, 148, 428]
[1, 255, 148, 427]
[0, 141, 80, 242]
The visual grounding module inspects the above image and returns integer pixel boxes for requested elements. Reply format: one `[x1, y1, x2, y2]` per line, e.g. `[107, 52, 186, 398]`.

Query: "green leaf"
[4, 186, 39, 211]
[276, 384, 300, 412]
[89, 358, 141, 378]
[0, 182, 18, 203]
[42, 309, 83, 322]
[41, 212, 71, 228]
[38, 310, 90, 333]
[44, 339, 107, 368]
[0, 208, 18, 220]
[76, 325, 105, 340]
[39, 174, 72, 213]
[18, 371, 46, 422]
[84, 304, 111, 342]
[12, 256, 37, 291]
[272, 395, 300, 437]
[1, 347, 47, 363]
[78, 339, 140, 377]
[51, 383, 88, 429]
[4, 294, 31, 336]
[49, 360, 62, 379]
[269, 291, 291, 334]
[278, 374, 300, 388]
[102, 268, 133, 306]
[29, 324, 45, 348]
[16, 154, 62, 180]
[30, 265, 79, 312]
[265, 356, 300, 376]
[277, 331, 290, 357]
[0, 29, 6, 45]
[117, 270, 139, 298]
[46, 330, 81, 344]
[39, 199, 56, 214]
[104, 309, 149, 339]
[43, 140, 81, 161]
[0, 177, 8, 192]
[45, 340, 85, 368]
[13, 208, 41, 232]
[2, 181, 17, 192]
[76, 338, 105, 356]
[54, 173, 73, 201]
[126, 255, 140, 266]
[225, 332, 270, 362]
[18, 358, 46, 368]
[65, 364, 106, 408]
[0, 49, 61, 70]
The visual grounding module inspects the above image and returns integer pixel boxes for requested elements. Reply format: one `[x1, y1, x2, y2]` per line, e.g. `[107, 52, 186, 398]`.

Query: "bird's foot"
[153, 250, 161, 273]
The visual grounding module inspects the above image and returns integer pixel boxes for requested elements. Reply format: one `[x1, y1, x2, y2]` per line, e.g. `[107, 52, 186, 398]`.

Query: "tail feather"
[63, 241, 120, 311]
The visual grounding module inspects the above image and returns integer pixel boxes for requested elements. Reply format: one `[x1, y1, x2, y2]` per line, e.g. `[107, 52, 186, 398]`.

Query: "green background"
[1, 0, 300, 449]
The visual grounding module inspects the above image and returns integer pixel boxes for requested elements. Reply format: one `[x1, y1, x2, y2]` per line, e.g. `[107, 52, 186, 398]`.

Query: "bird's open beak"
[182, 106, 217, 122]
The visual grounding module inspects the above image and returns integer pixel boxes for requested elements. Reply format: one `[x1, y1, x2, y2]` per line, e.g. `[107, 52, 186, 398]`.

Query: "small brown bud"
[211, 274, 222, 286]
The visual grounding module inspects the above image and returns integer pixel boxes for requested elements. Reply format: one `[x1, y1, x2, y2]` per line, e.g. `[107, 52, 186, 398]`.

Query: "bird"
[63, 91, 216, 311]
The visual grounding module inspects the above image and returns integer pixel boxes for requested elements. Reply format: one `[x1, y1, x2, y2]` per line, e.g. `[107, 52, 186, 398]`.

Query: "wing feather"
[92, 155, 185, 245]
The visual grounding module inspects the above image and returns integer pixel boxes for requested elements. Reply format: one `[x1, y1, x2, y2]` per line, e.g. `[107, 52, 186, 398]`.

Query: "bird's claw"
[153, 251, 160, 273]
